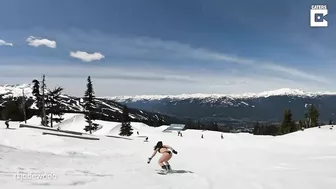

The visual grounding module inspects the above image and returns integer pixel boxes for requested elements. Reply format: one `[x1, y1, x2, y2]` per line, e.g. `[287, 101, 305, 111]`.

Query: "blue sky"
[0, 0, 335, 96]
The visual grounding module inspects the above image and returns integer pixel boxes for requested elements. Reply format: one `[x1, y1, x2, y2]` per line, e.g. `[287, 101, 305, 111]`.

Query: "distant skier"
[201, 134, 203, 139]
[137, 131, 139, 135]
[5, 119, 9, 129]
[147, 141, 177, 171]
[221, 133, 223, 139]
[144, 137, 148, 142]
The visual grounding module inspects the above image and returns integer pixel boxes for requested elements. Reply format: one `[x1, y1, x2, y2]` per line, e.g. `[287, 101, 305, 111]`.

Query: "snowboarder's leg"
[158, 156, 167, 169]
[165, 162, 171, 170]
[158, 152, 172, 170]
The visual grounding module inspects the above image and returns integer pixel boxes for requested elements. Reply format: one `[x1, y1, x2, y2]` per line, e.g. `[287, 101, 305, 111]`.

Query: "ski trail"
[95, 99, 122, 113]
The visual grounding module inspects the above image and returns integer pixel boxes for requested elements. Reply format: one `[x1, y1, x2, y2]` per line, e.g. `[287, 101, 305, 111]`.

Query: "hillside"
[108, 88, 336, 124]
[0, 84, 181, 126]
[0, 114, 335, 189]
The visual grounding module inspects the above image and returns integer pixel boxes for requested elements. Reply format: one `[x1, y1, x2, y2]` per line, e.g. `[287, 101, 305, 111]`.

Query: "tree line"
[183, 104, 325, 136]
[185, 120, 223, 131]
[253, 104, 322, 136]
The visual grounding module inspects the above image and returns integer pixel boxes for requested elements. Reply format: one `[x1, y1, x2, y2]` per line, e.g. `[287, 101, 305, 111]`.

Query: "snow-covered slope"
[0, 114, 336, 189]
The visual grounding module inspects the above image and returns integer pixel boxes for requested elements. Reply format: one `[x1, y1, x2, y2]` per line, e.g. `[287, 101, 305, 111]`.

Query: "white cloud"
[130, 38, 329, 83]
[209, 53, 330, 84]
[70, 51, 105, 62]
[26, 36, 56, 48]
[0, 39, 13, 46]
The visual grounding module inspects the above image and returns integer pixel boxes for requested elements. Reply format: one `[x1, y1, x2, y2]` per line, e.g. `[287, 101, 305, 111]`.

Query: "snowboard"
[156, 169, 172, 175]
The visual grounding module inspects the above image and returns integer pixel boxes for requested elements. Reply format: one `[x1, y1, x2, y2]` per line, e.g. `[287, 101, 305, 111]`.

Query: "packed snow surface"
[0, 114, 336, 189]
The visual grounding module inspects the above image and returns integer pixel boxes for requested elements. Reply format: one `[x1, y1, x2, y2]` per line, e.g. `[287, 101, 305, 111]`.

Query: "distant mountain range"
[2, 85, 336, 126]
[106, 88, 336, 125]
[0, 84, 180, 125]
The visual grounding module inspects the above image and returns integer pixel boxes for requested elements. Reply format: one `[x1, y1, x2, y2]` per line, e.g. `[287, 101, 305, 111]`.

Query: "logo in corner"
[310, 5, 328, 27]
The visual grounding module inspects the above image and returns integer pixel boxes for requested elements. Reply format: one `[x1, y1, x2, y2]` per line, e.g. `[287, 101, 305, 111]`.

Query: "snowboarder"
[147, 141, 177, 171]
[5, 119, 9, 129]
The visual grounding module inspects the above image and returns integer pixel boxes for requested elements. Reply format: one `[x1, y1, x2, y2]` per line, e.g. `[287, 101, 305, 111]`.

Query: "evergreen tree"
[41, 75, 47, 126]
[258, 123, 266, 135]
[1, 97, 23, 120]
[32, 79, 41, 99]
[329, 120, 333, 125]
[21, 88, 27, 123]
[83, 76, 97, 134]
[211, 122, 219, 131]
[280, 109, 296, 134]
[45, 87, 65, 127]
[290, 121, 299, 132]
[308, 105, 320, 128]
[298, 120, 304, 130]
[32, 79, 42, 118]
[196, 120, 201, 130]
[266, 124, 280, 136]
[304, 112, 310, 128]
[185, 119, 193, 129]
[119, 105, 133, 136]
[253, 121, 261, 135]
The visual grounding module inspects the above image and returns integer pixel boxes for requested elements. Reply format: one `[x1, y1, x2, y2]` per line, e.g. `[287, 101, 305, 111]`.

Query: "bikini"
[157, 146, 171, 154]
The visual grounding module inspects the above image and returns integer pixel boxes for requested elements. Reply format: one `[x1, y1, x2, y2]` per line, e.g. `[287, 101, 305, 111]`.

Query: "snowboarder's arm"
[147, 150, 157, 163]
[164, 145, 178, 154]
[163, 145, 174, 150]
[149, 150, 157, 159]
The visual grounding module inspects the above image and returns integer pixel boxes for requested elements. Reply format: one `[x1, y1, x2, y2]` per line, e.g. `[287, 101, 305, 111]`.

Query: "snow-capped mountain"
[0, 84, 33, 99]
[0, 84, 179, 125]
[108, 88, 336, 102]
[107, 88, 336, 124]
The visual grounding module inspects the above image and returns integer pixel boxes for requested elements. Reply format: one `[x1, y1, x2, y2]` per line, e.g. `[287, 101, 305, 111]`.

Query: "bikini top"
[157, 146, 167, 153]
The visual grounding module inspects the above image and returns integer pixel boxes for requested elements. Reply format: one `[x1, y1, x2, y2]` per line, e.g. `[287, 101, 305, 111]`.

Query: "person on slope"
[5, 119, 10, 129]
[147, 141, 177, 171]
